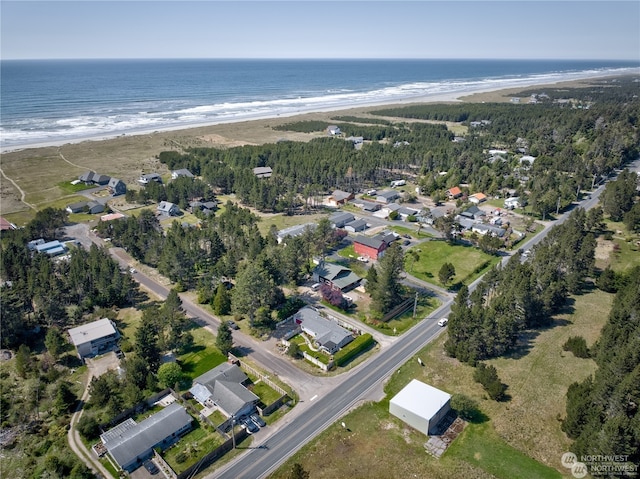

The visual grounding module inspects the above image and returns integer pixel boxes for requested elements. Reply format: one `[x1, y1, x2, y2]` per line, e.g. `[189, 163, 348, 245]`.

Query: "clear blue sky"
[2, 1, 639, 60]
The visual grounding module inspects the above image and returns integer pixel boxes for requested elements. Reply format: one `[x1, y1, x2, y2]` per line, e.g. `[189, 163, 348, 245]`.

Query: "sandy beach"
[0, 72, 635, 218]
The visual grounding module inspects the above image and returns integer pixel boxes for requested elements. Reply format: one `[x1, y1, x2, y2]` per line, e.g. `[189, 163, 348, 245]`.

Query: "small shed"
[389, 379, 451, 435]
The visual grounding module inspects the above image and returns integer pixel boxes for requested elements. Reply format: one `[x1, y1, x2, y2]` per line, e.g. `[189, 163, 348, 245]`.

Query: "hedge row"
[334, 333, 374, 367]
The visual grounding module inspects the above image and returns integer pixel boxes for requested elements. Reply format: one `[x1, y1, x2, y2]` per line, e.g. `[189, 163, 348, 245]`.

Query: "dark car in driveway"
[143, 460, 159, 475]
[250, 413, 266, 428]
[242, 417, 259, 434]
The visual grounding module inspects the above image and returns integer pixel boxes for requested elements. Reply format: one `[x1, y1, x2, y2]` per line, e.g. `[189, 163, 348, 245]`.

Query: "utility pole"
[413, 291, 418, 318]
[231, 415, 236, 449]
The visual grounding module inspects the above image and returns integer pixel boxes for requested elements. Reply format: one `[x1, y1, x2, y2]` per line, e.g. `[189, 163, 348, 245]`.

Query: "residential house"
[455, 216, 476, 231]
[79, 171, 111, 185]
[397, 206, 419, 221]
[468, 193, 487, 204]
[68, 318, 120, 359]
[276, 223, 316, 244]
[352, 199, 381, 212]
[460, 205, 486, 221]
[346, 136, 364, 148]
[34, 240, 68, 257]
[504, 197, 521, 209]
[253, 166, 273, 178]
[472, 224, 506, 237]
[519, 155, 536, 167]
[101, 402, 192, 472]
[353, 234, 389, 260]
[447, 187, 463, 199]
[329, 212, 355, 229]
[190, 200, 218, 214]
[171, 169, 194, 180]
[107, 178, 127, 196]
[376, 190, 401, 204]
[312, 261, 361, 292]
[189, 363, 259, 418]
[328, 190, 354, 207]
[293, 307, 353, 355]
[419, 207, 446, 225]
[327, 125, 341, 136]
[138, 173, 162, 185]
[0, 217, 17, 232]
[66, 201, 88, 214]
[344, 219, 368, 233]
[157, 201, 180, 216]
[87, 201, 105, 214]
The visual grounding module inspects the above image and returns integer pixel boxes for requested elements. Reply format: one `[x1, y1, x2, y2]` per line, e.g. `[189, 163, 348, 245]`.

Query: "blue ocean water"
[1, 59, 638, 149]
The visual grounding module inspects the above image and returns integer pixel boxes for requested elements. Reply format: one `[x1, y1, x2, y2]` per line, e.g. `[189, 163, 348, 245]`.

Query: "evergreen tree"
[216, 321, 234, 356]
[370, 244, 405, 314]
[134, 313, 161, 373]
[438, 262, 456, 286]
[212, 283, 232, 315]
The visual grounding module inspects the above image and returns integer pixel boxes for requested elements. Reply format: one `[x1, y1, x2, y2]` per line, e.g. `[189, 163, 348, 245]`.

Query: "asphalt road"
[212, 306, 450, 479]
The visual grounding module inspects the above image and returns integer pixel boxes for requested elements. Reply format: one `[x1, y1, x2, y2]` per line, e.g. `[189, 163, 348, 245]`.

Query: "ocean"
[1, 59, 639, 150]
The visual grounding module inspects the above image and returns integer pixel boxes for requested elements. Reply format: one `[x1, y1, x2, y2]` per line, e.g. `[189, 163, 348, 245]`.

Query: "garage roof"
[390, 379, 451, 421]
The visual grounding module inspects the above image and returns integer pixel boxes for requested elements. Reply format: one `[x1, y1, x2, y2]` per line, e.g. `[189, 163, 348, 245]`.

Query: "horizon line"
[2, 57, 639, 62]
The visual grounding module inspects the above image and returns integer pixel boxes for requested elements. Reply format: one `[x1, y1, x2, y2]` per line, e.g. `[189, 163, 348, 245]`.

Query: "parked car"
[402, 239, 411, 246]
[250, 413, 266, 428]
[438, 317, 449, 327]
[357, 256, 368, 263]
[242, 417, 259, 434]
[227, 321, 239, 330]
[143, 460, 159, 475]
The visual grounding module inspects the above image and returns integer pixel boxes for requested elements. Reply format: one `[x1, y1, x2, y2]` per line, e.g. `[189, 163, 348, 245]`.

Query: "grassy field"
[268, 284, 614, 479]
[406, 239, 498, 287]
[255, 211, 329, 236]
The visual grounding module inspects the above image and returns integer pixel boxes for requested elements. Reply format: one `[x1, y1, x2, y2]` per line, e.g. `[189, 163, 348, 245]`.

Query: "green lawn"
[251, 382, 283, 405]
[256, 211, 329, 236]
[162, 422, 225, 474]
[446, 422, 562, 479]
[406, 240, 497, 287]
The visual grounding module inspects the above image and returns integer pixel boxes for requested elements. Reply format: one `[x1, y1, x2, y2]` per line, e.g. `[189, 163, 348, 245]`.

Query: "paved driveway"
[85, 351, 121, 378]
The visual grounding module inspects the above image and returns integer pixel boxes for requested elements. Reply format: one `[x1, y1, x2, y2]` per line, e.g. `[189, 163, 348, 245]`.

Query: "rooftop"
[390, 379, 451, 420]
[68, 318, 118, 346]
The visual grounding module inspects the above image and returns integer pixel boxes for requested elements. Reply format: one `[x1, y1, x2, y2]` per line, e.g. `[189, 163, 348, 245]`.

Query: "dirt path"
[0, 166, 35, 210]
[58, 149, 88, 170]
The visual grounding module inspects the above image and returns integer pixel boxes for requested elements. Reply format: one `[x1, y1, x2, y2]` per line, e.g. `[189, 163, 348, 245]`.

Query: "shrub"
[333, 334, 374, 367]
[450, 393, 481, 422]
[473, 363, 507, 401]
[563, 336, 590, 358]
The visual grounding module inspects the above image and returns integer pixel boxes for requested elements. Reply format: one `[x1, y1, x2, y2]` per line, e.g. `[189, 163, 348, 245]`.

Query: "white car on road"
[438, 317, 448, 327]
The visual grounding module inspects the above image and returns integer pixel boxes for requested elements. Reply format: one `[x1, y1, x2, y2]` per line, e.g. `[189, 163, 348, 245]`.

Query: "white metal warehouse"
[389, 379, 451, 435]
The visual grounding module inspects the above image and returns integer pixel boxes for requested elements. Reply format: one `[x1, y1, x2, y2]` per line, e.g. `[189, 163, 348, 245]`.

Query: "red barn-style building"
[353, 234, 391, 260]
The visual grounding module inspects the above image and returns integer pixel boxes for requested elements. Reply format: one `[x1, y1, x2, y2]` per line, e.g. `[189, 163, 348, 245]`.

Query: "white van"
[311, 283, 321, 291]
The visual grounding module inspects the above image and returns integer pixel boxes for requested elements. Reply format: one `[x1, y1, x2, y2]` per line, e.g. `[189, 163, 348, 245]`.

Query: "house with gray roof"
[79, 171, 111, 185]
[171, 168, 194, 180]
[312, 261, 361, 292]
[293, 306, 353, 355]
[100, 402, 192, 472]
[253, 166, 273, 178]
[376, 190, 401, 204]
[344, 218, 368, 232]
[189, 363, 259, 418]
[87, 201, 105, 214]
[460, 205, 486, 220]
[276, 223, 316, 244]
[66, 201, 88, 214]
[107, 178, 127, 196]
[138, 173, 162, 185]
[157, 201, 180, 216]
[472, 223, 506, 237]
[329, 212, 355, 228]
[68, 318, 120, 359]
